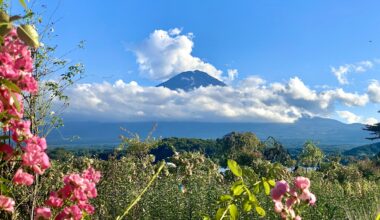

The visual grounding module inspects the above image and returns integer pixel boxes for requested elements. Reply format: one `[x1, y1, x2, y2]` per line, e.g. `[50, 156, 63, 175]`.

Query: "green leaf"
[202, 216, 211, 220]
[255, 206, 266, 217]
[227, 159, 242, 177]
[243, 200, 252, 212]
[0, 177, 10, 183]
[263, 181, 270, 195]
[232, 184, 244, 196]
[376, 213, 380, 220]
[10, 92, 21, 112]
[9, 15, 22, 22]
[0, 135, 9, 140]
[18, 0, 27, 9]
[216, 207, 225, 220]
[17, 24, 39, 48]
[0, 183, 10, 195]
[0, 78, 21, 93]
[268, 179, 276, 187]
[229, 204, 238, 220]
[219, 195, 233, 202]
[248, 193, 257, 203]
[253, 183, 260, 194]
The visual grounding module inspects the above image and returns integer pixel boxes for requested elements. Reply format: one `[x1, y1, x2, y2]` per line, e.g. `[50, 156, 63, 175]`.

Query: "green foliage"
[298, 141, 324, 167]
[263, 137, 293, 166]
[363, 110, 380, 140]
[211, 159, 273, 219]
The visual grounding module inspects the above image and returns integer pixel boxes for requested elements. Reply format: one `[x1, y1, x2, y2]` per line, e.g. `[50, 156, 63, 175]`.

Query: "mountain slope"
[48, 117, 373, 150]
[157, 70, 226, 91]
[344, 142, 380, 156]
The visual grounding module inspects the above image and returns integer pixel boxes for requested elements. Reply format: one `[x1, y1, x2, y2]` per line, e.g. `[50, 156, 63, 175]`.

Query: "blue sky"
[24, 0, 380, 123]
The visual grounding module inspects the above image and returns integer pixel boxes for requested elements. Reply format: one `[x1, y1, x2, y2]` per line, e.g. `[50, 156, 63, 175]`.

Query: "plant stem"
[220, 204, 231, 220]
[116, 161, 165, 220]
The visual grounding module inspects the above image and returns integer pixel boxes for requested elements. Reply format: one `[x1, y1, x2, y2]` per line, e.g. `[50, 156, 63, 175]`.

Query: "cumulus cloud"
[227, 69, 238, 81]
[336, 110, 378, 125]
[131, 28, 222, 81]
[368, 80, 380, 103]
[331, 60, 373, 85]
[64, 77, 372, 123]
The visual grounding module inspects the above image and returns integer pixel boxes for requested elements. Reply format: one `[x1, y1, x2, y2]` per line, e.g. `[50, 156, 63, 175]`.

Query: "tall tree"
[363, 111, 380, 140]
[298, 141, 324, 167]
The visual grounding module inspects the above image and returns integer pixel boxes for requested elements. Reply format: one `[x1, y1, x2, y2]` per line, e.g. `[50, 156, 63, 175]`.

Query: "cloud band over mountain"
[63, 76, 376, 123]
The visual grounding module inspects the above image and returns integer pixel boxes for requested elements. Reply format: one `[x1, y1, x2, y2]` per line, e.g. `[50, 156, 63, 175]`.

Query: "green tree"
[217, 132, 264, 166]
[298, 141, 324, 167]
[263, 136, 292, 166]
[364, 110, 380, 140]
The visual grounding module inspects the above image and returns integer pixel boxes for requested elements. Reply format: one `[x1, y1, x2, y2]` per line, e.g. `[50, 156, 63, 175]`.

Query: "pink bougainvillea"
[271, 176, 316, 220]
[0, 27, 100, 218]
[38, 166, 101, 219]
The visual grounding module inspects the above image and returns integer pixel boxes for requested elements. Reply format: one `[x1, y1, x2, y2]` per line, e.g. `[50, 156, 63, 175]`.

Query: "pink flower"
[78, 201, 95, 214]
[45, 192, 64, 208]
[274, 200, 283, 213]
[34, 207, 51, 220]
[288, 208, 295, 218]
[57, 185, 73, 200]
[18, 74, 38, 94]
[82, 166, 101, 183]
[285, 197, 299, 208]
[22, 151, 50, 174]
[295, 215, 302, 220]
[24, 136, 47, 152]
[0, 144, 13, 160]
[299, 189, 316, 205]
[309, 192, 316, 205]
[56, 205, 83, 220]
[10, 120, 32, 141]
[271, 180, 289, 201]
[13, 168, 34, 186]
[0, 195, 15, 213]
[294, 177, 310, 190]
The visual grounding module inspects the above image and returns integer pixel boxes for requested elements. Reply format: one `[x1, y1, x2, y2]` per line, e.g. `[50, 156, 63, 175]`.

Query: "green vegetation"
[41, 133, 380, 219]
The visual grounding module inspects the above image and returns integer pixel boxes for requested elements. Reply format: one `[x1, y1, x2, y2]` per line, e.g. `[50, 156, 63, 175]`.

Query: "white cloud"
[368, 80, 380, 103]
[227, 69, 238, 81]
[131, 28, 222, 81]
[337, 110, 378, 125]
[64, 77, 373, 123]
[331, 60, 374, 85]
[364, 117, 378, 125]
[336, 110, 361, 123]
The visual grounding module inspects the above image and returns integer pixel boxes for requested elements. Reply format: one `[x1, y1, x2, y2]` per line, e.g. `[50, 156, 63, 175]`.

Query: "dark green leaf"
[9, 15, 22, 22]
[0, 135, 9, 140]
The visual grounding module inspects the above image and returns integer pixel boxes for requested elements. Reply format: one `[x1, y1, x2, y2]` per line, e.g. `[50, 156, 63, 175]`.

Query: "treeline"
[48, 131, 380, 170]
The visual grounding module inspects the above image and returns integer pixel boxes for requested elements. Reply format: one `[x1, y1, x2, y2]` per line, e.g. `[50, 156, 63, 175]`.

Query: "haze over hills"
[344, 142, 380, 156]
[156, 70, 226, 91]
[47, 117, 374, 151]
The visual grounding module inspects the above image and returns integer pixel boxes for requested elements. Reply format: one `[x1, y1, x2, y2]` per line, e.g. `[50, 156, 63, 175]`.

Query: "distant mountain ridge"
[157, 70, 226, 91]
[344, 142, 380, 156]
[48, 117, 373, 151]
